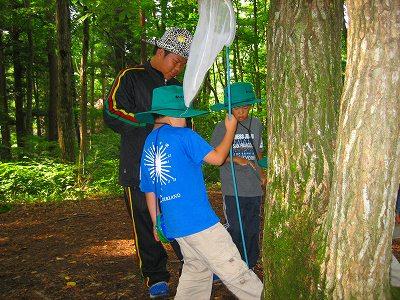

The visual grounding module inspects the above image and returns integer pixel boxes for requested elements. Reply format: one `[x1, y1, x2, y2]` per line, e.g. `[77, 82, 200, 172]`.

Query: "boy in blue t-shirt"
[137, 85, 263, 299]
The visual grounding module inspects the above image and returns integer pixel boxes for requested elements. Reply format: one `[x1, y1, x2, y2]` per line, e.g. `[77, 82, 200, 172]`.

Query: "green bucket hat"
[135, 85, 209, 124]
[210, 82, 262, 111]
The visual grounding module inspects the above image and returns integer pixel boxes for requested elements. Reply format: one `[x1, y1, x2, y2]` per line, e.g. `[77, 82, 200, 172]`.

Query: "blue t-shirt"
[140, 125, 219, 238]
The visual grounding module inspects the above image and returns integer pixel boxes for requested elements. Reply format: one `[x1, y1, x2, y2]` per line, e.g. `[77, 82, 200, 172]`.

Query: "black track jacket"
[104, 61, 180, 187]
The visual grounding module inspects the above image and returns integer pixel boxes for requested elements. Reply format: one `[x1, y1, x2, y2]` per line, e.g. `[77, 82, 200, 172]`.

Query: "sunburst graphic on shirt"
[143, 142, 175, 185]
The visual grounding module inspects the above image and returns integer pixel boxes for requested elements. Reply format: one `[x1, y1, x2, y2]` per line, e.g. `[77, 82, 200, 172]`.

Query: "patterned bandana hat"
[145, 27, 193, 59]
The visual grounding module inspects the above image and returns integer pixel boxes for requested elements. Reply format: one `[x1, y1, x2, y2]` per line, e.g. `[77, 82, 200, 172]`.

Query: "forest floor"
[0, 191, 265, 299]
[2, 192, 400, 299]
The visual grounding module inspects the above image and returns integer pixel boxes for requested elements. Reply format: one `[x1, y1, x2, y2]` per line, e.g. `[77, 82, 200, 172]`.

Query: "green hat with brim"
[210, 82, 262, 111]
[135, 85, 209, 124]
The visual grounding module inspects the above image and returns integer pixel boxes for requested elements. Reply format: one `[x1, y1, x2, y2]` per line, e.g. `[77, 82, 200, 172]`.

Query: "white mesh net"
[183, 0, 236, 107]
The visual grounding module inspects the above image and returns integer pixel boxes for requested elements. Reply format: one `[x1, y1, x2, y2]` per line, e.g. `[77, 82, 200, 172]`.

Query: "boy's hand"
[234, 157, 256, 170]
[153, 226, 160, 242]
[224, 114, 238, 133]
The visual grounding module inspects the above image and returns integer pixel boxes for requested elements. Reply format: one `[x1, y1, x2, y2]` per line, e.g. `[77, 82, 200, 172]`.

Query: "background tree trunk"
[11, 26, 25, 148]
[56, 0, 76, 162]
[138, 0, 147, 63]
[0, 31, 11, 160]
[323, 1, 400, 298]
[25, 0, 34, 137]
[78, 6, 90, 179]
[263, 1, 343, 298]
[89, 46, 95, 136]
[47, 1, 58, 142]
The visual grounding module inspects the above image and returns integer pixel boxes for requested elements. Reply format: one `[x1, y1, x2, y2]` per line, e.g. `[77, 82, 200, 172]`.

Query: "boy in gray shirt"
[210, 82, 266, 269]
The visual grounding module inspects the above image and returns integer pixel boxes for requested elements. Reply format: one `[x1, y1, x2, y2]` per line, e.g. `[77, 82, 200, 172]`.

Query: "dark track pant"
[223, 195, 262, 269]
[123, 186, 183, 286]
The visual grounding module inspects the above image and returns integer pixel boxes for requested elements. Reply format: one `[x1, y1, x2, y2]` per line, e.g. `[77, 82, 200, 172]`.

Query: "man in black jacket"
[104, 27, 192, 298]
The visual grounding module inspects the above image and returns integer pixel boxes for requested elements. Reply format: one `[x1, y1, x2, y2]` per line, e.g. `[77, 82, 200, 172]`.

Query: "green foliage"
[0, 129, 121, 209]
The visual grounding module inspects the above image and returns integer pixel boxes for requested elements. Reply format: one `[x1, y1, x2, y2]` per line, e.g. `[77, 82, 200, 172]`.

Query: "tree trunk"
[160, 0, 167, 32]
[89, 45, 95, 136]
[138, 0, 147, 63]
[78, 6, 90, 179]
[33, 77, 41, 137]
[11, 27, 25, 148]
[252, 0, 261, 99]
[25, 0, 34, 136]
[56, 0, 76, 162]
[46, 1, 58, 142]
[323, 2, 400, 298]
[0, 31, 11, 160]
[263, 1, 343, 299]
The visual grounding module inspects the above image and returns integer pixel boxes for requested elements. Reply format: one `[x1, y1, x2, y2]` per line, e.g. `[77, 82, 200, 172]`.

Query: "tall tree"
[78, 5, 90, 178]
[138, 0, 147, 63]
[46, 0, 58, 141]
[263, 1, 343, 298]
[0, 31, 11, 160]
[55, 0, 75, 162]
[324, 1, 400, 298]
[11, 11, 25, 148]
[24, 0, 34, 136]
[252, 0, 261, 99]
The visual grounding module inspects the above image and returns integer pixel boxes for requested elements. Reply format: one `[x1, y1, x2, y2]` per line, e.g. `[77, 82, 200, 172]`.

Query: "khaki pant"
[175, 223, 263, 300]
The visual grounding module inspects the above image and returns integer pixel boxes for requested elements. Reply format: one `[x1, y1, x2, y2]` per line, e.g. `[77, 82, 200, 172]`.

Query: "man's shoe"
[149, 281, 169, 299]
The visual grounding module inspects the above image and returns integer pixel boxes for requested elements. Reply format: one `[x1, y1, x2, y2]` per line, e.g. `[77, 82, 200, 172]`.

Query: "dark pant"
[123, 186, 183, 286]
[223, 195, 262, 269]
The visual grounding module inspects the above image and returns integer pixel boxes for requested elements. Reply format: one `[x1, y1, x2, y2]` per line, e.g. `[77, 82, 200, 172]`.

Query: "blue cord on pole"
[225, 46, 249, 266]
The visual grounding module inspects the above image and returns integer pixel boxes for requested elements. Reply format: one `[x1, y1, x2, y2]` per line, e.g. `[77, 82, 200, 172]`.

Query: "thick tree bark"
[0, 31, 11, 160]
[263, 1, 343, 298]
[78, 6, 90, 179]
[324, 1, 400, 298]
[56, 0, 76, 162]
[11, 27, 25, 148]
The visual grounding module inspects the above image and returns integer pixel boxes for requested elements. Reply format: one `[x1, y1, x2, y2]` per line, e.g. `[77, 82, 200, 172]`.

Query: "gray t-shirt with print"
[210, 117, 264, 197]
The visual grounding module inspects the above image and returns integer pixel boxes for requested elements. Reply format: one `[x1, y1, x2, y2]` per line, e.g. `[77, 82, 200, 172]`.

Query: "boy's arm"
[204, 115, 237, 166]
[144, 192, 160, 241]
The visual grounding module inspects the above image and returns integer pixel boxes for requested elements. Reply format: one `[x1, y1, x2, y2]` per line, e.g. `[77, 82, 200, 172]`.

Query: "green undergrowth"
[0, 130, 121, 210]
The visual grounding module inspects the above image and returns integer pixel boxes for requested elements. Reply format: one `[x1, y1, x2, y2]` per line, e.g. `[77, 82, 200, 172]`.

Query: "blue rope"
[225, 46, 249, 266]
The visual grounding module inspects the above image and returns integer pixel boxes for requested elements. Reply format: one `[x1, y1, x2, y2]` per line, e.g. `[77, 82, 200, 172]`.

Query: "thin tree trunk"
[138, 0, 147, 63]
[56, 0, 76, 162]
[25, 0, 34, 136]
[89, 45, 95, 136]
[78, 6, 89, 165]
[78, 5, 90, 179]
[263, 1, 343, 298]
[252, 0, 261, 99]
[324, 1, 400, 298]
[47, 1, 58, 142]
[33, 77, 41, 137]
[160, 0, 167, 32]
[0, 31, 11, 160]
[11, 27, 25, 148]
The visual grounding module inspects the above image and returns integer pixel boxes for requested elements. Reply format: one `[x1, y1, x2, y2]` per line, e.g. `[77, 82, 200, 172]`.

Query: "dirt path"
[0, 192, 259, 299]
[2, 192, 399, 299]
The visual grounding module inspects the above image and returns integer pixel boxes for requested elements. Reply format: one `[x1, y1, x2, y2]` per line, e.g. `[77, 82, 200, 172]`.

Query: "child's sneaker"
[149, 281, 169, 298]
[213, 274, 221, 284]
